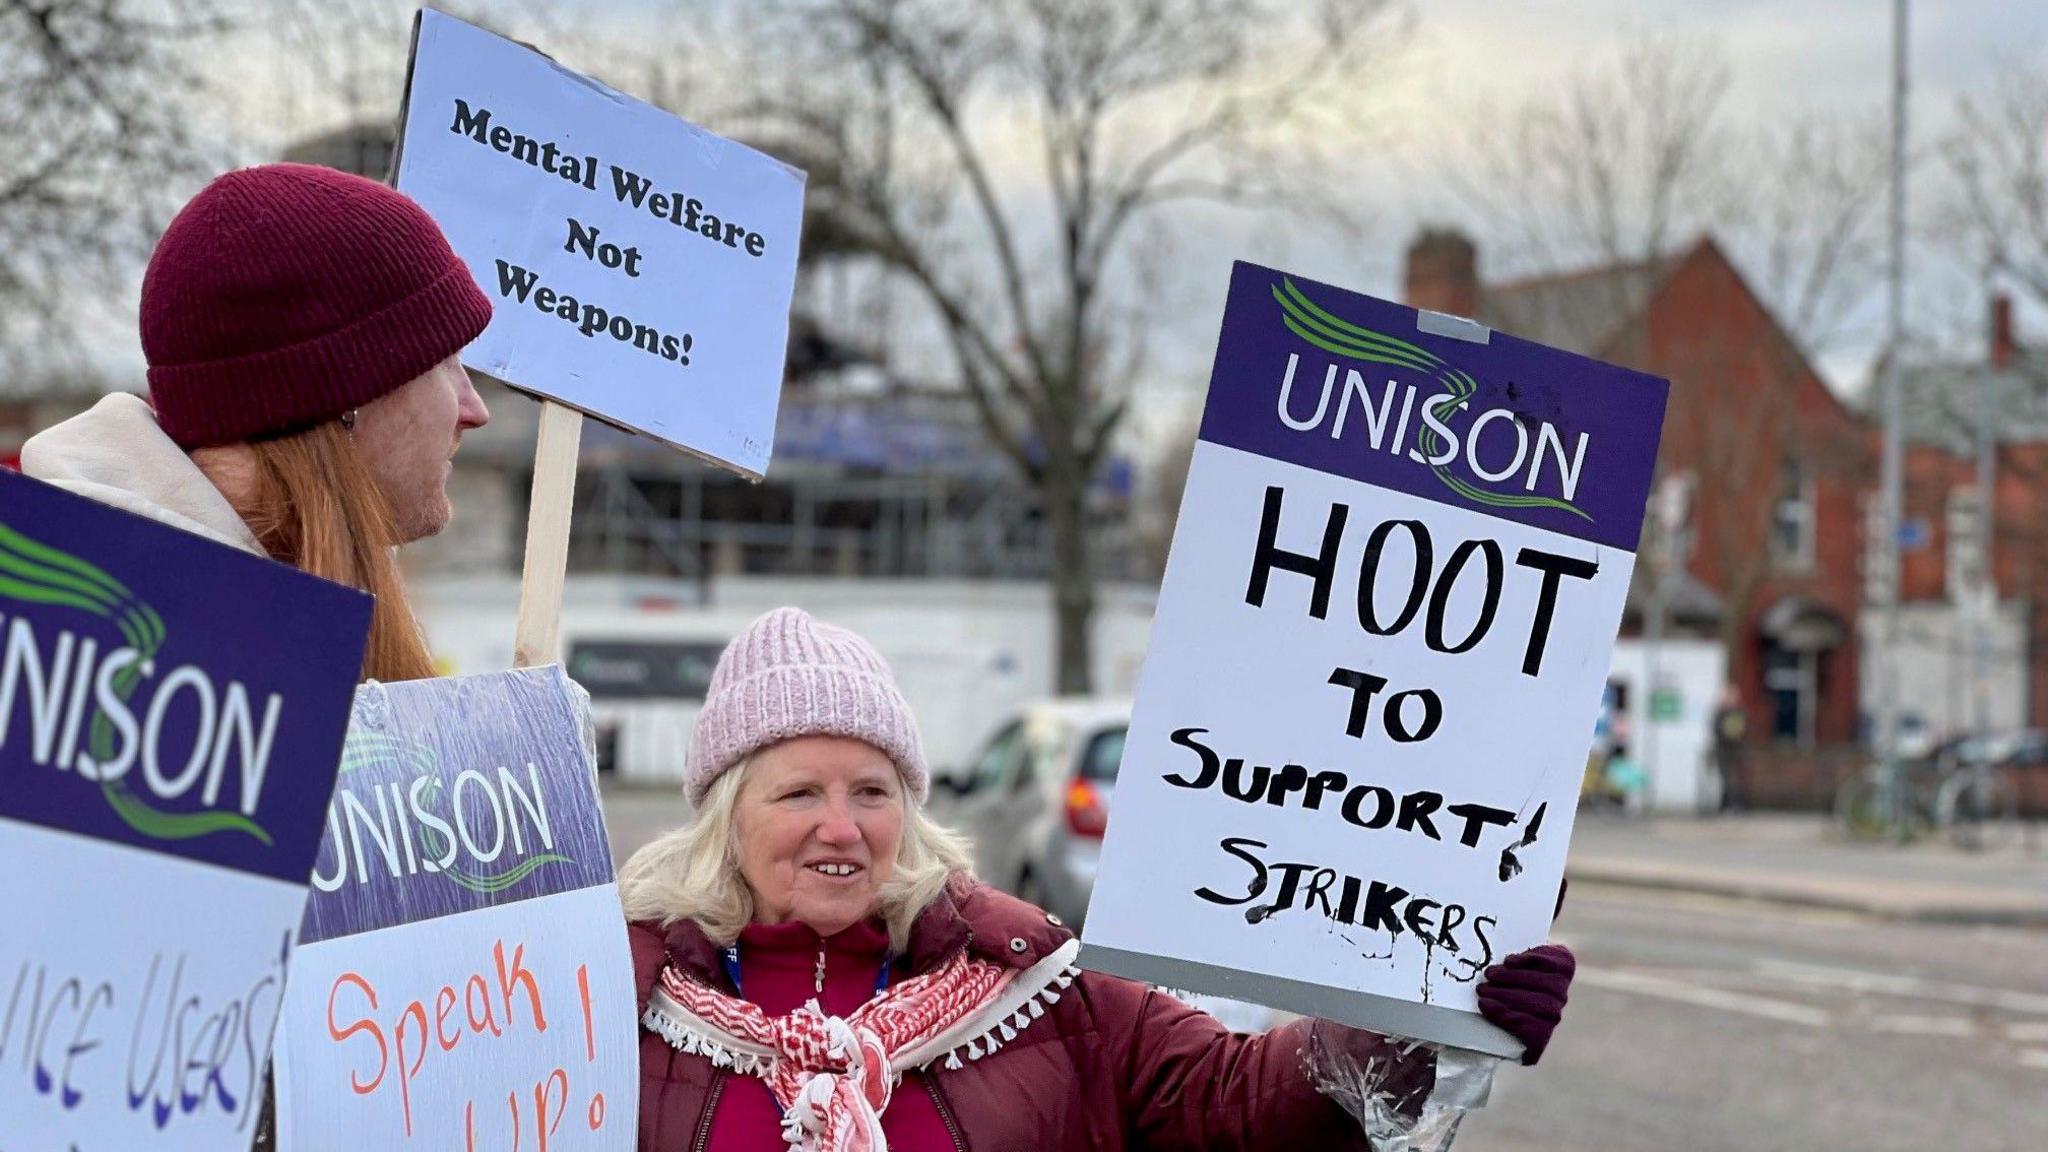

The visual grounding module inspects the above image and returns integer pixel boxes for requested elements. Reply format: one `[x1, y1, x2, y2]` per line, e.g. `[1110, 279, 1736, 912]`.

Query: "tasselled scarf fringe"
[642, 939, 1082, 1151]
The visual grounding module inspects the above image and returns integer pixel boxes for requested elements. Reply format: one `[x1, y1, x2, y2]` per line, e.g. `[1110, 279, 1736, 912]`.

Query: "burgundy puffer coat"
[631, 877, 1435, 1150]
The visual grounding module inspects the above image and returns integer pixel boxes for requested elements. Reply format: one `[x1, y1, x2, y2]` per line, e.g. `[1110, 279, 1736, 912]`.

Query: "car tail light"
[1065, 779, 1108, 838]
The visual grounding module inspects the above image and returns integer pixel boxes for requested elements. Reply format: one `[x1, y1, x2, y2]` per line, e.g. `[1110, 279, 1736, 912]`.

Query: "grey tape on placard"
[1076, 943, 1525, 1059]
[1416, 309, 1492, 344]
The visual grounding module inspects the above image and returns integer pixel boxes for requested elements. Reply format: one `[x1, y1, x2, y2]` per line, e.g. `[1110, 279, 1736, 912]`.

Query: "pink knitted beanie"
[685, 607, 928, 806]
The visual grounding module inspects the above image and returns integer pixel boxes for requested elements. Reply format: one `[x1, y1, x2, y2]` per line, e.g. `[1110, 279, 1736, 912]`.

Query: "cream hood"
[19, 393, 263, 554]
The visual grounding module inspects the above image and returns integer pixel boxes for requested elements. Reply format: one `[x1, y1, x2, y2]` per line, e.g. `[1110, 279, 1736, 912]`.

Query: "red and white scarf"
[645, 939, 1081, 1152]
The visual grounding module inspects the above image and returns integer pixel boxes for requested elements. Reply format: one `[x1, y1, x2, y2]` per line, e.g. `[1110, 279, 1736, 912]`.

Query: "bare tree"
[1445, 33, 1732, 280]
[1943, 63, 2048, 320]
[1738, 114, 1892, 357]
[1445, 32, 1887, 358]
[1139, 406, 1200, 579]
[257, 0, 640, 149]
[0, 0, 232, 372]
[723, 0, 1404, 692]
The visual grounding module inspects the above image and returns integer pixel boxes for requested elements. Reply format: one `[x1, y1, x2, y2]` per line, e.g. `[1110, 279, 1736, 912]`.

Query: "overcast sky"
[1242, 0, 2048, 393]
[66, 1, 2048, 440]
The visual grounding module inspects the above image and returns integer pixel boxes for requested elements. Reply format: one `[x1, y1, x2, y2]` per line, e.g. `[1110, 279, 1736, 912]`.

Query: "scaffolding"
[557, 458, 1140, 583]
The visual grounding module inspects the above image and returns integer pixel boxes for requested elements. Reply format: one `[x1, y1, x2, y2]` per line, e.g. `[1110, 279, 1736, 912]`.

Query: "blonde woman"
[622, 607, 1575, 1151]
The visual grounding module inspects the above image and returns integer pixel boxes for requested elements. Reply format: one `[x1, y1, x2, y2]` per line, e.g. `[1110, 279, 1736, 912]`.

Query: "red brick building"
[1403, 230, 1869, 747]
[1889, 296, 2048, 733]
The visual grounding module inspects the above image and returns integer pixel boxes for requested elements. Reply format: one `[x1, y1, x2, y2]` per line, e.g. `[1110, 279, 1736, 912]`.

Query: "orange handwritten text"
[323, 938, 552, 1136]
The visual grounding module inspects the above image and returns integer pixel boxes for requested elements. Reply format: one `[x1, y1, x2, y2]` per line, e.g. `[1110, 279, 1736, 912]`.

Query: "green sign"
[1650, 688, 1683, 722]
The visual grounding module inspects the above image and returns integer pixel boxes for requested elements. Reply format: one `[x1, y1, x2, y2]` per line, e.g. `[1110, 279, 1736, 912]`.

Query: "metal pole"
[1975, 364, 1995, 736]
[1877, 0, 1909, 829]
[1645, 569, 1664, 810]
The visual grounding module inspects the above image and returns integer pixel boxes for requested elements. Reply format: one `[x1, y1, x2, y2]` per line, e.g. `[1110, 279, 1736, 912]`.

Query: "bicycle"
[1834, 756, 1939, 841]
[1838, 739, 2026, 850]
[1934, 758, 2021, 852]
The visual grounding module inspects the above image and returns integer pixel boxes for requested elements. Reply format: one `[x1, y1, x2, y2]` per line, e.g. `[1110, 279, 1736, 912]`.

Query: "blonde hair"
[235, 421, 436, 683]
[619, 758, 976, 954]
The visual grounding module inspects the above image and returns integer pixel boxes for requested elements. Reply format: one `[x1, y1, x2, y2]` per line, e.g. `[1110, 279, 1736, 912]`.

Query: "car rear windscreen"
[1081, 727, 1126, 781]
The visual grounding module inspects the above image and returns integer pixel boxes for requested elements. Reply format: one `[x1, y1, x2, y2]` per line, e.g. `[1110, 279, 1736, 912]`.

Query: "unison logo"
[312, 732, 573, 896]
[1270, 279, 1593, 522]
[0, 519, 279, 843]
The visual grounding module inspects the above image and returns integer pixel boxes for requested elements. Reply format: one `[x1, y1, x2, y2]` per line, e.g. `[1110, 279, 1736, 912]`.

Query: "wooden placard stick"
[513, 399, 585, 668]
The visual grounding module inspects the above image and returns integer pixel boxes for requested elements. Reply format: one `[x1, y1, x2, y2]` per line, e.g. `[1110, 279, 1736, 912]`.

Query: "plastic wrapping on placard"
[275, 666, 638, 1148]
[1304, 1030, 1501, 1152]
[567, 672, 601, 780]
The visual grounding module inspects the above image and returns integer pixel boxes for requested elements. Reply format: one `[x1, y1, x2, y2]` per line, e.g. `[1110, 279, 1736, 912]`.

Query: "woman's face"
[733, 736, 904, 938]
[353, 354, 489, 543]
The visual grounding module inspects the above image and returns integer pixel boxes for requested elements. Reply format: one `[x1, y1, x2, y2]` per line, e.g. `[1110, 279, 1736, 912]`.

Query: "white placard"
[0, 827, 303, 1150]
[1079, 263, 1667, 1055]
[273, 887, 634, 1150]
[394, 8, 807, 479]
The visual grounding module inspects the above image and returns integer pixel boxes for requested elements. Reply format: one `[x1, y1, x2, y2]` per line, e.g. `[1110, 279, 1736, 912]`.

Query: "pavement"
[1567, 812, 2048, 927]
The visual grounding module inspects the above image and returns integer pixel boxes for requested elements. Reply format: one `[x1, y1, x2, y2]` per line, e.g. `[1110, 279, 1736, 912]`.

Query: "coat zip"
[690, 1072, 725, 1152]
[923, 1074, 970, 1152]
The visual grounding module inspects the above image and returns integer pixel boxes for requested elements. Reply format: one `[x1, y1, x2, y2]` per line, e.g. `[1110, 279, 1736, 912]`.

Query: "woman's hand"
[1476, 944, 1575, 1065]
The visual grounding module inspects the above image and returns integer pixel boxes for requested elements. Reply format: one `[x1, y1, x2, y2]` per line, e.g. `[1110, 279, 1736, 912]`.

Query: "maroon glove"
[1477, 944, 1574, 1066]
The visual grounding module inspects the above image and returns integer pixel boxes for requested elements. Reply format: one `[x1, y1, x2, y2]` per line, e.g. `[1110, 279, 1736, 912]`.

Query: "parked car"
[934, 697, 1129, 929]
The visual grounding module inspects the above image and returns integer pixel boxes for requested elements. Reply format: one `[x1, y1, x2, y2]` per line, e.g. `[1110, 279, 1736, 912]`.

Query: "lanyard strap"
[722, 945, 892, 1000]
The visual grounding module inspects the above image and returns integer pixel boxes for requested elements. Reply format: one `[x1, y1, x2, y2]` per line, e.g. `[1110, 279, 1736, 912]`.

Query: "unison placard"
[0, 469, 370, 1150]
[272, 666, 635, 1150]
[1079, 263, 1668, 1056]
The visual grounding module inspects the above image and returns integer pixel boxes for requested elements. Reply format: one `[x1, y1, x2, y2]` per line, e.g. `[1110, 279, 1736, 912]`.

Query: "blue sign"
[1199, 263, 1668, 552]
[297, 666, 617, 944]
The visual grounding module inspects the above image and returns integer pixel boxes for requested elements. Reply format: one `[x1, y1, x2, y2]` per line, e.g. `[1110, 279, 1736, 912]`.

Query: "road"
[599, 788, 2048, 1150]
[1459, 882, 2048, 1152]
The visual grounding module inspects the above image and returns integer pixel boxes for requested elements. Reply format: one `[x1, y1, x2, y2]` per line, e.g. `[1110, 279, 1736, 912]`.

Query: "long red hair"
[235, 422, 436, 683]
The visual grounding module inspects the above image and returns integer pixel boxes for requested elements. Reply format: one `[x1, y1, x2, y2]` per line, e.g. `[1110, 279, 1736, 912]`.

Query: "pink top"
[706, 918, 958, 1151]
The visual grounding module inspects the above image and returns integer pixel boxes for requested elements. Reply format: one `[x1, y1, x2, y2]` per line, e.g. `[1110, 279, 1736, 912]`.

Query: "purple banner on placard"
[298, 665, 616, 945]
[0, 469, 369, 885]
[1198, 262, 1669, 553]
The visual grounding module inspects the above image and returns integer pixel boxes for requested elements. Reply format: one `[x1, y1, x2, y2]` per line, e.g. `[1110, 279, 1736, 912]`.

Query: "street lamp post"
[1876, 0, 1910, 833]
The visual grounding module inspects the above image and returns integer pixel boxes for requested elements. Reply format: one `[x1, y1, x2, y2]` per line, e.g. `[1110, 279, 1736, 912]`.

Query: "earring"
[340, 409, 358, 435]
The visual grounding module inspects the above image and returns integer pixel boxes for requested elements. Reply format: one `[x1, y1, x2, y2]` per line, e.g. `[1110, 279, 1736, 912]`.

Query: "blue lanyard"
[722, 945, 891, 999]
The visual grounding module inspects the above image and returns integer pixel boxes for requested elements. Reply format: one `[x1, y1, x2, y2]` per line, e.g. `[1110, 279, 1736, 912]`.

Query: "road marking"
[2019, 1049, 2048, 1071]
[1866, 1013, 1976, 1038]
[1579, 967, 1830, 1027]
[1753, 960, 2048, 1016]
[2009, 1022, 2048, 1043]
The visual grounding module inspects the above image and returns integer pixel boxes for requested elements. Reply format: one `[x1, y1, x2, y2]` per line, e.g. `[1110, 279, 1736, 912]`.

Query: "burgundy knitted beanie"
[141, 163, 493, 448]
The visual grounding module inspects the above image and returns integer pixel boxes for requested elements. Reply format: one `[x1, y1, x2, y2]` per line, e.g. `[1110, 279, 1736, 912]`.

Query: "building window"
[1771, 460, 1816, 572]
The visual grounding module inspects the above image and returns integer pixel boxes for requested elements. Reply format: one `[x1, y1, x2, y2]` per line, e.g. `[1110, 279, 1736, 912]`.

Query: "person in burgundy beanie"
[619, 607, 1576, 1152]
[23, 161, 493, 684]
